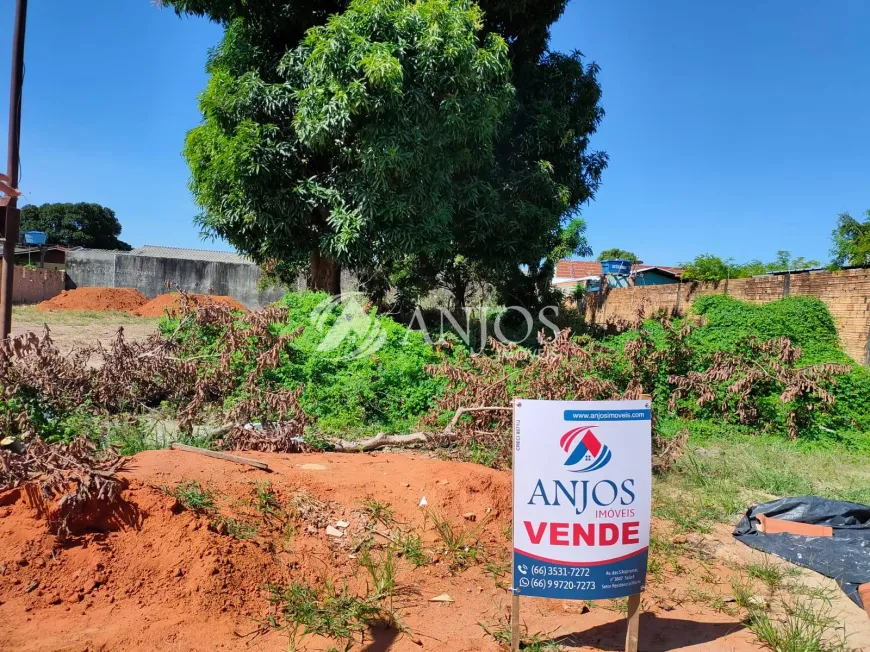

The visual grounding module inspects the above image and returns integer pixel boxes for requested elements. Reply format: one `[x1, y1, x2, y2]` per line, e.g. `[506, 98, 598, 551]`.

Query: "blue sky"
[1, 1, 868, 265]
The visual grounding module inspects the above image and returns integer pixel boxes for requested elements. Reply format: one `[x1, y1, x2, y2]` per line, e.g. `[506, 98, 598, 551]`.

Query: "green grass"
[12, 305, 157, 326]
[106, 418, 215, 456]
[395, 531, 429, 567]
[484, 556, 511, 589]
[653, 422, 870, 532]
[746, 558, 801, 594]
[169, 480, 217, 513]
[358, 546, 399, 602]
[267, 545, 410, 651]
[251, 482, 286, 523]
[266, 581, 382, 652]
[479, 617, 562, 651]
[730, 578, 756, 611]
[647, 534, 686, 582]
[213, 516, 257, 540]
[426, 509, 487, 571]
[358, 498, 396, 527]
[747, 596, 850, 652]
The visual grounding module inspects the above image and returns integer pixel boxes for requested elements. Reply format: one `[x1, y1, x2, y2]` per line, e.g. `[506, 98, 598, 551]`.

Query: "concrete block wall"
[585, 269, 870, 364]
[66, 250, 287, 309]
[12, 266, 65, 304]
[64, 249, 116, 288]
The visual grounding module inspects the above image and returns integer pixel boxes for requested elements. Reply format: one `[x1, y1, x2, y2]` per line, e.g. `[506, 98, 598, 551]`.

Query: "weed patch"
[266, 581, 382, 652]
[213, 516, 257, 540]
[169, 480, 216, 513]
[426, 509, 487, 571]
[395, 531, 428, 567]
[479, 614, 562, 651]
[747, 596, 850, 652]
[746, 558, 800, 594]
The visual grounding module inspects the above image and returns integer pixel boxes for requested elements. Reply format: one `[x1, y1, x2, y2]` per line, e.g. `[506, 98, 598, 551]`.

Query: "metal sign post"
[511, 397, 652, 652]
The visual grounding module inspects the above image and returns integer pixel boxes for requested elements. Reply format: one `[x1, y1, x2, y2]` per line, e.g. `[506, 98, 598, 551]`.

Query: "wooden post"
[511, 591, 520, 652]
[625, 593, 641, 652]
[511, 399, 521, 652]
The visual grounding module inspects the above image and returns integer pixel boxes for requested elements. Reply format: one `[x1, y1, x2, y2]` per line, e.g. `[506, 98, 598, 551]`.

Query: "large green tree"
[163, 0, 606, 302]
[596, 248, 639, 263]
[830, 210, 870, 268]
[19, 203, 132, 250]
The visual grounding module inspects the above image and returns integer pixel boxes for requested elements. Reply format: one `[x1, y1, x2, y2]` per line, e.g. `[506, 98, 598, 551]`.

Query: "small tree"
[679, 254, 734, 282]
[765, 250, 819, 272]
[19, 203, 132, 250]
[830, 210, 870, 268]
[596, 248, 639, 263]
[681, 251, 821, 282]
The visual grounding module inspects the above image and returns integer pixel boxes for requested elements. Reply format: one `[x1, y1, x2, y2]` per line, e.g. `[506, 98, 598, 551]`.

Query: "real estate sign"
[512, 400, 652, 601]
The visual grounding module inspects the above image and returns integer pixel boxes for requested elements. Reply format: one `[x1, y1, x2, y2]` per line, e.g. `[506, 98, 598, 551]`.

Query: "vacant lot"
[2, 442, 868, 652]
[10, 306, 159, 356]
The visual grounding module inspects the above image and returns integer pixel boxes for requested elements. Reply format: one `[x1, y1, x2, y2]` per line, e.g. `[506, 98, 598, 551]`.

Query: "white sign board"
[512, 399, 652, 600]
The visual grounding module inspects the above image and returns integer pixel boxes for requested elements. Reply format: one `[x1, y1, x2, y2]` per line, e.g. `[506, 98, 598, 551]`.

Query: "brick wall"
[11, 266, 65, 304]
[585, 269, 870, 364]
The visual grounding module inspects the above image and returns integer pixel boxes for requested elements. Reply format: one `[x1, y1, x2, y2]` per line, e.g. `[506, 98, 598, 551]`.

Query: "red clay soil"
[134, 293, 247, 317]
[0, 452, 760, 652]
[35, 288, 148, 313]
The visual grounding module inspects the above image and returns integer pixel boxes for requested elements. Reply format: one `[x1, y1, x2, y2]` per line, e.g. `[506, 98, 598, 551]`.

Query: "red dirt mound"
[0, 451, 763, 652]
[134, 293, 247, 317]
[35, 287, 148, 313]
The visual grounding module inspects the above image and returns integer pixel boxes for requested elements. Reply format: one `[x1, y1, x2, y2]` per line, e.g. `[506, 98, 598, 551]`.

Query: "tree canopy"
[596, 248, 639, 263]
[19, 203, 132, 250]
[680, 251, 821, 282]
[830, 210, 870, 268]
[163, 0, 606, 304]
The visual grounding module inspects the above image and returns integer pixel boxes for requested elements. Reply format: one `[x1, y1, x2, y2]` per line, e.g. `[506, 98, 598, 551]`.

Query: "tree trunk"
[309, 251, 342, 295]
[452, 280, 468, 312]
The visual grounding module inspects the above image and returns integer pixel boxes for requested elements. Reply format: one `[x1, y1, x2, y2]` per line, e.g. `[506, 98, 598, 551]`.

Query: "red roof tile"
[555, 259, 683, 279]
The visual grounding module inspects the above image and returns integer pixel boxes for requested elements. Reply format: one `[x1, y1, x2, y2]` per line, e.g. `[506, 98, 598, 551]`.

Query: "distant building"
[554, 260, 683, 294]
[0, 238, 69, 270]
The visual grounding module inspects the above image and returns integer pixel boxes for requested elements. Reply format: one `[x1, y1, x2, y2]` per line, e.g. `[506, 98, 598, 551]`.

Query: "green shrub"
[690, 295, 846, 364]
[687, 296, 870, 440]
[163, 291, 445, 438]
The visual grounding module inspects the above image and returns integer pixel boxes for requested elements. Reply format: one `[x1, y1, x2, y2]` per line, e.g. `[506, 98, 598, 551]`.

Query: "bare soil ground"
[3, 450, 863, 652]
[10, 307, 159, 356]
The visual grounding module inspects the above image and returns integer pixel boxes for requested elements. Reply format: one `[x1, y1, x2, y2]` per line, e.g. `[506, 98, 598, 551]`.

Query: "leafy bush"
[689, 295, 870, 440]
[689, 295, 846, 364]
[5, 287, 868, 461]
[162, 291, 444, 437]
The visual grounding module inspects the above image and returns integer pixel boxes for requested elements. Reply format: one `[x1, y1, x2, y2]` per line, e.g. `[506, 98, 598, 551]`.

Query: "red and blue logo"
[560, 426, 612, 473]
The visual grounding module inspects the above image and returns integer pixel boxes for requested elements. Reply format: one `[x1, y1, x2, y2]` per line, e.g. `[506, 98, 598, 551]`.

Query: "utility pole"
[0, 0, 28, 338]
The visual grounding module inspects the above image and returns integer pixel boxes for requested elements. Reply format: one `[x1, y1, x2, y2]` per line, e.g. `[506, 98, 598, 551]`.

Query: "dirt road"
[9, 307, 159, 356]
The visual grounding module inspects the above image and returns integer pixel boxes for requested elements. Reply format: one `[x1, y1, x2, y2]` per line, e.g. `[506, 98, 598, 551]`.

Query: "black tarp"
[733, 496, 870, 608]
